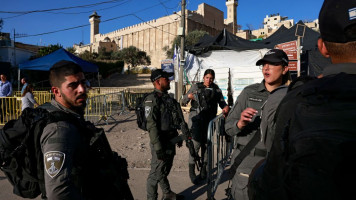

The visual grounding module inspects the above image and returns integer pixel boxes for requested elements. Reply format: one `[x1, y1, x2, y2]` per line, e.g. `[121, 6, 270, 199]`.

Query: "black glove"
[156, 150, 166, 160]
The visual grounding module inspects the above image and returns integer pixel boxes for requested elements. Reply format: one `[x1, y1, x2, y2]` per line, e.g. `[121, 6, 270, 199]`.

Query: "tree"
[113, 46, 151, 73]
[97, 47, 112, 60]
[165, 30, 209, 58]
[29, 44, 63, 60]
[78, 50, 97, 61]
[66, 47, 76, 54]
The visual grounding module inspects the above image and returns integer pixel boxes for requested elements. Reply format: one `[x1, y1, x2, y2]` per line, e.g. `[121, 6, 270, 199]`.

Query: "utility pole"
[178, 0, 186, 103]
[13, 29, 20, 91]
[13, 30, 27, 91]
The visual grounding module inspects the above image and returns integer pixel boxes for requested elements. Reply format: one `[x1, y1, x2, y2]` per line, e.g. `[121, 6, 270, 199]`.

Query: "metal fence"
[14, 91, 54, 105]
[85, 90, 151, 124]
[1, 88, 152, 126]
[0, 97, 22, 125]
[206, 114, 233, 199]
[85, 92, 129, 124]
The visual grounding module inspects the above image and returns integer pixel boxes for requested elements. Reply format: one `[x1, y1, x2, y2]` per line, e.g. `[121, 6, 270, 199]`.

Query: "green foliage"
[166, 30, 209, 58]
[78, 50, 97, 60]
[91, 60, 124, 78]
[30, 44, 63, 60]
[97, 47, 113, 60]
[113, 46, 151, 73]
[66, 47, 76, 54]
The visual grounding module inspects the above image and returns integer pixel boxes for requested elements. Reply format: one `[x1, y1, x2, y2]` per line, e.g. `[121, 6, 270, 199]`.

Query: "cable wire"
[0, 0, 125, 14]
[15, 0, 176, 38]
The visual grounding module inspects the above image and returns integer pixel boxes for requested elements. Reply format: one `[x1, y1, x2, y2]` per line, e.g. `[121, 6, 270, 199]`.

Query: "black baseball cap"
[319, 0, 356, 43]
[256, 49, 289, 66]
[150, 69, 174, 82]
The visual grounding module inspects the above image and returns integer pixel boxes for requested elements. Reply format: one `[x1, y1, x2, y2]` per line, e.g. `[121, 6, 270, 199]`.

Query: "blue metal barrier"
[207, 113, 233, 199]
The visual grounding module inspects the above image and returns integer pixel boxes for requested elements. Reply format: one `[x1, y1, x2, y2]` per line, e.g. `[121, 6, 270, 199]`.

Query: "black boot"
[189, 164, 199, 184]
[200, 162, 207, 180]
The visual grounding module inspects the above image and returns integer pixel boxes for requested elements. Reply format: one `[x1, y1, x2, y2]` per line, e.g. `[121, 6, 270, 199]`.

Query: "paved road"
[0, 168, 230, 200]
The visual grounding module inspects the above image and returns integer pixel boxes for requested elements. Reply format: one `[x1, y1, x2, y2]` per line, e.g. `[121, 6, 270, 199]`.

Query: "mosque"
[73, 0, 239, 68]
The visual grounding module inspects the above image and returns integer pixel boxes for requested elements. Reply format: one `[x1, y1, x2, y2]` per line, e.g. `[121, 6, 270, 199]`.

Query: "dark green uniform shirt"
[144, 89, 177, 154]
[225, 81, 269, 148]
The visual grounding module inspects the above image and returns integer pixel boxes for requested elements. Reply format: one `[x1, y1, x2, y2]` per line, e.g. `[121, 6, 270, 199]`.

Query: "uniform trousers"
[147, 144, 174, 200]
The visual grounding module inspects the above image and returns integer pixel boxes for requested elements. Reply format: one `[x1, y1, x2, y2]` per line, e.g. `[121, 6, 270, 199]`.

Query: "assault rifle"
[193, 92, 202, 114]
[173, 102, 203, 172]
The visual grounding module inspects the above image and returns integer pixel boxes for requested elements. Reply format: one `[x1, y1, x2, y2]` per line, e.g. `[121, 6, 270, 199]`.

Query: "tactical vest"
[41, 103, 130, 199]
[191, 82, 218, 111]
[39, 103, 91, 194]
[157, 92, 182, 132]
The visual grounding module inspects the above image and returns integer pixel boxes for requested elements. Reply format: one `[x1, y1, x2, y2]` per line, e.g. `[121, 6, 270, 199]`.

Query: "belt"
[236, 144, 267, 157]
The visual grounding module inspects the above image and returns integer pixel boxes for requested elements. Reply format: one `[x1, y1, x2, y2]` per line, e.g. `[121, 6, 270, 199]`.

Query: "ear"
[318, 38, 330, 58]
[282, 66, 289, 75]
[51, 86, 61, 97]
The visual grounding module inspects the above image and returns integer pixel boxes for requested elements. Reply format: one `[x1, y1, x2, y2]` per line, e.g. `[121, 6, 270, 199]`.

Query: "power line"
[132, 14, 176, 36]
[0, 0, 125, 14]
[16, 0, 177, 38]
[46, 0, 132, 15]
[158, 0, 179, 10]
[158, 0, 180, 22]
[2, 0, 132, 19]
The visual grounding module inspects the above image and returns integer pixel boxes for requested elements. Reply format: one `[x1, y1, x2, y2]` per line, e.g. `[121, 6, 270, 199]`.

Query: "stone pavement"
[0, 168, 231, 200]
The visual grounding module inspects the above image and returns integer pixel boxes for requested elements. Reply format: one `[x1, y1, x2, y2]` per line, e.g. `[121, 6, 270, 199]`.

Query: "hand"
[237, 108, 258, 129]
[156, 150, 166, 160]
[222, 106, 230, 117]
[177, 140, 183, 148]
[187, 93, 195, 100]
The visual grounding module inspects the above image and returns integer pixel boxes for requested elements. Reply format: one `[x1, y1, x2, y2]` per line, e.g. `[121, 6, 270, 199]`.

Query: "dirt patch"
[97, 111, 190, 171]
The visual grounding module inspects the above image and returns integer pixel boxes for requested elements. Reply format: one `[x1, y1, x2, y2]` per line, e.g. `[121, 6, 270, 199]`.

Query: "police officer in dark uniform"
[145, 69, 184, 200]
[225, 49, 289, 200]
[182, 69, 230, 184]
[41, 60, 132, 199]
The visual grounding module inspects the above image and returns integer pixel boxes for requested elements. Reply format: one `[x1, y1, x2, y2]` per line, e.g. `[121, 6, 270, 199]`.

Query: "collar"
[270, 85, 288, 94]
[322, 63, 356, 76]
[154, 88, 168, 94]
[258, 80, 268, 92]
[51, 99, 83, 119]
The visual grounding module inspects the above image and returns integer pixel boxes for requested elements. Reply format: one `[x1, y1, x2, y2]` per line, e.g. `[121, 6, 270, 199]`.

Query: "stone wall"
[75, 3, 233, 68]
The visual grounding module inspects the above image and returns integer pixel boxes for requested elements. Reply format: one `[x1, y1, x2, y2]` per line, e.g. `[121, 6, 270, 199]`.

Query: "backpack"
[135, 93, 152, 131]
[0, 106, 75, 199]
[249, 73, 356, 200]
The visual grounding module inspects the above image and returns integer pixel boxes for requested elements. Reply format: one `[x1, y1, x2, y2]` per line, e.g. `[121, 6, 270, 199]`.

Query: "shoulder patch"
[145, 106, 151, 118]
[44, 151, 65, 178]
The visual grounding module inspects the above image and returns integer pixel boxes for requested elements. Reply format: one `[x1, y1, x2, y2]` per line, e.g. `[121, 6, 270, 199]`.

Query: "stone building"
[74, 1, 238, 68]
[251, 13, 294, 38]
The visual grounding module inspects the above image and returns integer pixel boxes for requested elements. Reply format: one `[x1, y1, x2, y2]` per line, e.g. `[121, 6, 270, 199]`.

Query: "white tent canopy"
[184, 49, 270, 103]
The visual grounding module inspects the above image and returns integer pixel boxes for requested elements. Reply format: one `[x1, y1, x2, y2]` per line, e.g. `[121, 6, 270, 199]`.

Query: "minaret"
[225, 0, 238, 34]
[89, 11, 101, 44]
